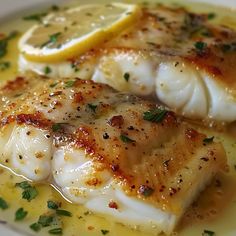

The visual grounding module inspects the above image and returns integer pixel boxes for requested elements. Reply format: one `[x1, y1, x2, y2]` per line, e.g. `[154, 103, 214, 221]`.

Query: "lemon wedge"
[19, 3, 141, 62]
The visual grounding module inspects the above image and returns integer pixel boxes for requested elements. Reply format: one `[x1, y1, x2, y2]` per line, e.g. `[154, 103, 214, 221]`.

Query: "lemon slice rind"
[19, 3, 141, 62]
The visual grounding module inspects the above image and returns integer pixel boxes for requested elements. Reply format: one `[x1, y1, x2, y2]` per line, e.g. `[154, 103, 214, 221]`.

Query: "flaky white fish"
[0, 76, 227, 235]
[19, 5, 236, 122]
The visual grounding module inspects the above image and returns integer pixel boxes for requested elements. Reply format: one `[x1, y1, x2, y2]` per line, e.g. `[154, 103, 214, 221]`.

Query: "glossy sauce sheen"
[0, 0, 236, 236]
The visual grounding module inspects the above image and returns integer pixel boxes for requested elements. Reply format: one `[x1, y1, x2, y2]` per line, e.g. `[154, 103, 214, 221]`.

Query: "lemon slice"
[19, 3, 141, 62]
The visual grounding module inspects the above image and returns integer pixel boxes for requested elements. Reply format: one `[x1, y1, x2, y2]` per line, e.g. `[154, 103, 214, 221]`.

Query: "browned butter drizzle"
[0, 0, 236, 235]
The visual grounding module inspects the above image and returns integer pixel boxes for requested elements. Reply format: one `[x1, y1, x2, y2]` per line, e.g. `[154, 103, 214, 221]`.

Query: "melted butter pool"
[0, 0, 236, 235]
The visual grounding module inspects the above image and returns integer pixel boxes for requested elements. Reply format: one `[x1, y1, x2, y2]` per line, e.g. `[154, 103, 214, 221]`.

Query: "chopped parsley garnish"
[203, 136, 214, 144]
[23, 12, 47, 22]
[201, 29, 213, 37]
[30, 222, 41, 232]
[51, 5, 60, 11]
[48, 228, 63, 235]
[219, 43, 236, 53]
[16, 181, 38, 202]
[50, 82, 58, 88]
[47, 200, 59, 210]
[194, 41, 207, 52]
[52, 123, 67, 132]
[44, 66, 52, 75]
[0, 31, 18, 58]
[120, 134, 135, 143]
[147, 41, 158, 46]
[0, 61, 10, 71]
[207, 13, 216, 20]
[71, 63, 79, 72]
[38, 215, 54, 227]
[52, 123, 62, 132]
[87, 103, 97, 113]
[139, 185, 154, 197]
[0, 38, 7, 58]
[22, 187, 38, 202]
[202, 229, 215, 236]
[49, 32, 62, 44]
[14, 93, 23, 98]
[84, 211, 90, 216]
[15, 207, 28, 221]
[143, 108, 168, 123]
[56, 209, 72, 217]
[221, 44, 231, 52]
[64, 80, 76, 88]
[123, 72, 130, 82]
[0, 197, 8, 210]
[15, 181, 31, 189]
[101, 229, 110, 235]
[41, 32, 62, 48]
[6, 31, 18, 40]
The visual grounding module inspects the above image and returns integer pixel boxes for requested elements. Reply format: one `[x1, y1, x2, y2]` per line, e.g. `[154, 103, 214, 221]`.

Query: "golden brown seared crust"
[0, 75, 227, 214]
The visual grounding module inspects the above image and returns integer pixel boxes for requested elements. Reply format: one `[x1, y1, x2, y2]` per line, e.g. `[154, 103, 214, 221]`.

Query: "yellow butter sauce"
[0, 0, 236, 235]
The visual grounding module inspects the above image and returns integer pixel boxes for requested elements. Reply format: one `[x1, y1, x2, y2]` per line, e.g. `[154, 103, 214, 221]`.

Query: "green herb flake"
[47, 200, 59, 210]
[221, 44, 231, 52]
[207, 13, 216, 20]
[220, 43, 236, 53]
[120, 134, 135, 143]
[52, 123, 61, 132]
[23, 12, 47, 22]
[38, 215, 54, 227]
[87, 103, 97, 113]
[22, 187, 38, 202]
[15, 181, 31, 189]
[147, 41, 158, 47]
[71, 63, 79, 72]
[0, 31, 18, 58]
[139, 185, 154, 197]
[48, 228, 63, 235]
[15, 208, 28, 221]
[41, 32, 62, 48]
[143, 108, 168, 123]
[30, 222, 41, 232]
[16, 181, 38, 201]
[52, 123, 64, 132]
[0, 197, 9, 210]
[7, 31, 18, 40]
[84, 211, 90, 216]
[202, 229, 215, 236]
[14, 93, 23, 98]
[194, 41, 207, 52]
[203, 136, 214, 144]
[0, 39, 7, 58]
[49, 32, 61, 44]
[51, 5, 60, 11]
[101, 229, 110, 235]
[123, 72, 130, 82]
[0, 61, 10, 71]
[50, 82, 58, 88]
[64, 80, 76, 88]
[56, 209, 72, 217]
[44, 66, 52, 75]
[201, 29, 213, 37]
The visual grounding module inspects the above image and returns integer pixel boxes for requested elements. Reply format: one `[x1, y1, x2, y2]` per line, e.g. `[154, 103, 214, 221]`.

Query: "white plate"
[0, 0, 235, 235]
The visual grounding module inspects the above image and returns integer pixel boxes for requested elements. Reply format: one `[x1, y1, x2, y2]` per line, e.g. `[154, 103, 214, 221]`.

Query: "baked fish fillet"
[0, 76, 227, 235]
[19, 4, 236, 122]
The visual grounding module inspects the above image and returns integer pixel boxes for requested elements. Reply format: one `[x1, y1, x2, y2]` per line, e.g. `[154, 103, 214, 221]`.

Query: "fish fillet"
[0, 76, 227, 235]
[19, 4, 236, 122]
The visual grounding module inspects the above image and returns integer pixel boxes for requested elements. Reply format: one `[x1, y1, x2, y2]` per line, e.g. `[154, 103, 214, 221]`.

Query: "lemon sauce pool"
[0, 0, 236, 236]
